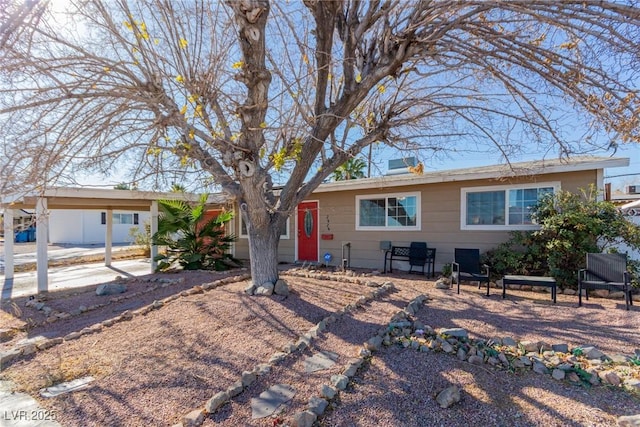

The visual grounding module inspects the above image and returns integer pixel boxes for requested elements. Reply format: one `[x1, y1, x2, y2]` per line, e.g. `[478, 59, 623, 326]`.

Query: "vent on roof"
[386, 157, 416, 175]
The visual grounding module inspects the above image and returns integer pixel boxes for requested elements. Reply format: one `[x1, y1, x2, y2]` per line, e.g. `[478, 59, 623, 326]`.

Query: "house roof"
[313, 156, 629, 193]
[1, 187, 230, 211]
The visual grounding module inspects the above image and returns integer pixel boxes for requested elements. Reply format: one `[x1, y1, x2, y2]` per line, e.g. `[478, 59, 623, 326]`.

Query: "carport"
[1, 187, 230, 294]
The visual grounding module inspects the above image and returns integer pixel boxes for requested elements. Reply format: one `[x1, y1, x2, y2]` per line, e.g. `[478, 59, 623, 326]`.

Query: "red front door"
[297, 201, 318, 262]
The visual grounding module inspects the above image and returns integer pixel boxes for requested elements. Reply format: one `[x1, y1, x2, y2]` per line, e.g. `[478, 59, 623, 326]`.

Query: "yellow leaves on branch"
[179, 38, 188, 49]
[270, 138, 303, 171]
[180, 105, 188, 115]
[232, 61, 244, 69]
[355, 73, 362, 83]
[175, 75, 184, 83]
[146, 146, 162, 156]
[123, 19, 149, 40]
[377, 84, 385, 94]
[559, 40, 578, 50]
[408, 162, 424, 175]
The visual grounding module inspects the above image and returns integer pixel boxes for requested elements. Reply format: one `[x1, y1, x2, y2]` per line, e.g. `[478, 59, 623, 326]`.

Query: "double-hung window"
[461, 182, 558, 230]
[356, 192, 420, 231]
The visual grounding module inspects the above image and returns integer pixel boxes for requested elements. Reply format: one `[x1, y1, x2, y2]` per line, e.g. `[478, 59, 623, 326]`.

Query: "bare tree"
[1, 0, 639, 288]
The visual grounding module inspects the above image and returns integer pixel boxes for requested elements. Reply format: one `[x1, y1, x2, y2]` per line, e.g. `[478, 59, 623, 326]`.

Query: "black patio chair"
[408, 242, 436, 277]
[451, 248, 490, 295]
[578, 253, 633, 310]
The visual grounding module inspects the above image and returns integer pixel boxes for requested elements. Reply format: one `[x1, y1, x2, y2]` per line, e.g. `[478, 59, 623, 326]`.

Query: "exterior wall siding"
[49, 209, 150, 244]
[232, 169, 598, 273]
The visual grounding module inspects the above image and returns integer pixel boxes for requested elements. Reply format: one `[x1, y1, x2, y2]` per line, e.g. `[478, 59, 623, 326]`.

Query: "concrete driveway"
[0, 241, 152, 299]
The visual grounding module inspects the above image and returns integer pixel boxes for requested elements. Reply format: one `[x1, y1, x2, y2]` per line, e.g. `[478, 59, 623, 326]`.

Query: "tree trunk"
[245, 213, 282, 289]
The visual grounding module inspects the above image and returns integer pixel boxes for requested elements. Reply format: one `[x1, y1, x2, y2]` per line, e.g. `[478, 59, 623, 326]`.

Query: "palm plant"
[332, 157, 367, 181]
[152, 194, 240, 271]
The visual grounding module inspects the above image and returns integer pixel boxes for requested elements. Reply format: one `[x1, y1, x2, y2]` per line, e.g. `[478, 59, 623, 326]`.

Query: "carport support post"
[150, 201, 158, 273]
[3, 208, 14, 279]
[105, 208, 113, 266]
[36, 197, 48, 293]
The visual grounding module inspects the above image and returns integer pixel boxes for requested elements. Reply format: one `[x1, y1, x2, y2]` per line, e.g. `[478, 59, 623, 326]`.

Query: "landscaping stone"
[551, 343, 569, 353]
[617, 414, 640, 426]
[365, 335, 383, 351]
[308, 396, 329, 415]
[255, 283, 274, 296]
[0, 328, 13, 342]
[291, 410, 317, 427]
[320, 384, 337, 400]
[582, 346, 605, 360]
[182, 409, 205, 427]
[331, 374, 349, 390]
[205, 391, 229, 413]
[532, 361, 549, 375]
[468, 355, 483, 365]
[96, 283, 127, 296]
[304, 351, 339, 373]
[40, 376, 94, 398]
[438, 328, 468, 338]
[241, 370, 257, 387]
[227, 380, 244, 397]
[0, 349, 22, 370]
[250, 384, 296, 419]
[502, 337, 517, 347]
[552, 369, 565, 380]
[436, 385, 461, 408]
[274, 279, 290, 295]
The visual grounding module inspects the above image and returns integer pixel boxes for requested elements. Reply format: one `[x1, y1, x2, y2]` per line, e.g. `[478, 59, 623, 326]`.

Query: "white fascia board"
[313, 157, 630, 193]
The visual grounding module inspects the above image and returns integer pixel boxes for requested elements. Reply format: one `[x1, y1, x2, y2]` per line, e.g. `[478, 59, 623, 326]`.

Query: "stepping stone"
[304, 351, 339, 373]
[40, 376, 94, 398]
[250, 384, 296, 419]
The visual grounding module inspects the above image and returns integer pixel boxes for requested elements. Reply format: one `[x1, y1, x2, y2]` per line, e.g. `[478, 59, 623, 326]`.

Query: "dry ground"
[1, 267, 639, 426]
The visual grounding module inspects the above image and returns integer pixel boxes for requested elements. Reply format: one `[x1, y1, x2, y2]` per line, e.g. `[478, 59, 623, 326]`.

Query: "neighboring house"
[48, 209, 150, 244]
[232, 156, 629, 273]
[611, 189, 640, 261]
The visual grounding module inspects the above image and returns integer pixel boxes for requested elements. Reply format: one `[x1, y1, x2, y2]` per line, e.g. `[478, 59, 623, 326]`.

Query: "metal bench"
[383, 243, 436, 277]
[579, 253, 632, 310]
[503, 275, 557, 303]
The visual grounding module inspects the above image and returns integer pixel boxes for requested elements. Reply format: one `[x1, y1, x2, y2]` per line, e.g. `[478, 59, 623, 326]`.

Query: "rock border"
[0, 273, 251, 371]
[174, 274, 397, 427]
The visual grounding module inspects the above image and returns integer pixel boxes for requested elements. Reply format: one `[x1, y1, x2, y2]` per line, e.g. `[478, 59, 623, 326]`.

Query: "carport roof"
[1, 187, 232, 211]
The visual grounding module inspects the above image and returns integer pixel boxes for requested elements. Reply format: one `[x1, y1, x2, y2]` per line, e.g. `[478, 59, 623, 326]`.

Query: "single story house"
[231, 156, 630, 272]
[48, 209, 150, 244]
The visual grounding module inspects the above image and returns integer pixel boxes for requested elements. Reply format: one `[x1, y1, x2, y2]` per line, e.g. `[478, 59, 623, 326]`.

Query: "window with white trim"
[239, 216, 290, 239]
[461, 182, 559, 230]
[101, 212, 139, 225]
[356, 192, 420, 231]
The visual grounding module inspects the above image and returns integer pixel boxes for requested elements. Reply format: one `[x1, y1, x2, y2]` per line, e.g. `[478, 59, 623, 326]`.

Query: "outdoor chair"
[578, 253, 633, 310]
[408, 242, 436, 277]
[451, 248, 490, 295]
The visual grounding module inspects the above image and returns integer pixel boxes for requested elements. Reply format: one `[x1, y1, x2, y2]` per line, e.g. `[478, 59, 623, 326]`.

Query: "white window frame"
[113, 213, 134, 225]
[239, 215, 290, 240]
[355, 191, 421, 231]
[460, 181, 560, 231]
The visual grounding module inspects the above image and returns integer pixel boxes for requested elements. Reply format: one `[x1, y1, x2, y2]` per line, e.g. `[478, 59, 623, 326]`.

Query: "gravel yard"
[1, 267, 639, 426]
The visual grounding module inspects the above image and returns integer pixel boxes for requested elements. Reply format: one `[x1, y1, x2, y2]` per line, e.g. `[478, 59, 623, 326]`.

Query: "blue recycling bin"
[27, 227, 36, 242]
[15, 230, 28, 242]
